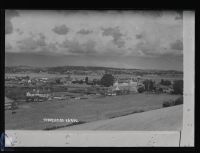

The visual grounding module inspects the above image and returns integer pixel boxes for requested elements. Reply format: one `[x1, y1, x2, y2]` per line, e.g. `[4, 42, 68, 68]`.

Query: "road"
[58, 105, 183, 131]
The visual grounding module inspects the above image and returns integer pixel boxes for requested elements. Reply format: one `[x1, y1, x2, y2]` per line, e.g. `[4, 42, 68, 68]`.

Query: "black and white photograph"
[3, 10, 195, 147]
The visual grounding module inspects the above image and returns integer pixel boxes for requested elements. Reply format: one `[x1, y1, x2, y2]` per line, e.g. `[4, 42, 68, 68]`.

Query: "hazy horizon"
[5, 52, 183, 71]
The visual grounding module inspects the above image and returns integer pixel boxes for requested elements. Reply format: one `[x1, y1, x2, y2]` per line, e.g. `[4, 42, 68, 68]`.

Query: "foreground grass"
[5, 93, 181, 130]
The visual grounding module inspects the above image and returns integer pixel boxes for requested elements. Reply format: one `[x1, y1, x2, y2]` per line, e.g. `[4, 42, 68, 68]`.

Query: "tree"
[55, 78, 61, 84]
[100, 74, 115, 87]
[160, 79, 171, 86]
[143, 79, 155, 91]
[92, 79, 101, 85]
[85, 77, 88, 84]
[173, 80, 183, 94]
[24, 75, 30, 80]
[79, 80, 84, 84]
[138, 86, 145, 93]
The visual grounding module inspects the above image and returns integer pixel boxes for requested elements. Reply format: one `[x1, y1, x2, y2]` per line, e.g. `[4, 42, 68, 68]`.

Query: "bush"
[162, 99, 175, 107]
[162, 96, 183, 107]
[160, 79, 171, 86]
[138, 86, 145, 93]
[5, 87, 27, 100]
[174, 96, 183, 105]
[173, 80, 183, 94]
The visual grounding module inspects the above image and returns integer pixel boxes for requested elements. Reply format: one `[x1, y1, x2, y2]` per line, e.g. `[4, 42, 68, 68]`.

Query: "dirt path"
[58, 105, 183, 131]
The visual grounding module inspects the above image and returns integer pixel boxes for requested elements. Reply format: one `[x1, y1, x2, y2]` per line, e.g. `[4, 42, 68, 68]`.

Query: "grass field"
[5, 93, 181, 130]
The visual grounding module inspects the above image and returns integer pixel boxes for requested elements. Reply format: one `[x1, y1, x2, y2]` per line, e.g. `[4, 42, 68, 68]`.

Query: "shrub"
[138, 86, 145, 93]
[173, 80, 183, 95]
[174, 96, 183, 105]
[162, 96, 183, 107]
[160, 79, 171, 86]
[162, 99, 174, 107]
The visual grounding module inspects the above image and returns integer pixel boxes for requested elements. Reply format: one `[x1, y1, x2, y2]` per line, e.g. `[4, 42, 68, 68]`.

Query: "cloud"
[17, 37, 37, 51]
[37, 33, 46, 46]
[52, 25, 69, 35]
[60, 39, 96, 55]
[136, 33, 145, 39]
[5, 10, 183, 60]
[5, 42, 12, 50]
[17, 33, 47, 51]
[135, 41, 158, 56]
[170, 40, 183, 50]
[134, 38, 183, 57]
[77, 29, 93, 35]
[16, 28, 23, 35]
[101, 27, 125, 48]
[5, 10, 19, 35]
[61, 39, 80, 53]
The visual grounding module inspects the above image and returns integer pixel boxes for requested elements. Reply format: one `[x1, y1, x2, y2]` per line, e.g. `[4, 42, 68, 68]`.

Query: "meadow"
[5, 93, 181, 130]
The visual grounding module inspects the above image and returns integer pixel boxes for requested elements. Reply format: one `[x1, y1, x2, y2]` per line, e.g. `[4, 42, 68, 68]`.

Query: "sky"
[5, 10, 183, 71]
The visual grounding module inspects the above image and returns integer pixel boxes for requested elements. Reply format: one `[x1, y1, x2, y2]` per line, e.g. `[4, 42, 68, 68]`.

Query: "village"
[5, 68, 182, 111]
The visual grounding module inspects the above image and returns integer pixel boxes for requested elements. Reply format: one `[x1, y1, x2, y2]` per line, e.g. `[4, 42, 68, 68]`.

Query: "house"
[60, 76, 72, 85]
[112, 77, 141, 94]
[27, 79, 32, 84]
[26, 90, 50, 98]
[38, 77, 48, 83]
[26, 89, 50, 102]
[105, 77, 144, 96]
[5, 97, 15, 110]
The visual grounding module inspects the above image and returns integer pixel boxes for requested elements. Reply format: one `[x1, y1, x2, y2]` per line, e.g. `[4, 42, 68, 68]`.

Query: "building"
[40, 77, 48, 83]
[60, 75, 72, 85]
[112, 78, 139, 93]
[26, 89, 50, 102]
[5, 97, 14, 110]
[107, 77, 144, 95]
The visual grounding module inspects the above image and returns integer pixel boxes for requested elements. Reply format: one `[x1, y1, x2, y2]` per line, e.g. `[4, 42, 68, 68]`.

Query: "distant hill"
[5, 65, 183, 76]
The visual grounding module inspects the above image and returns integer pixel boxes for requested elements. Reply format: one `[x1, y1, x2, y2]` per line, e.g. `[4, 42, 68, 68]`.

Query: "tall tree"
[100, 74, 115, 87]
[85, 77, 88, 84]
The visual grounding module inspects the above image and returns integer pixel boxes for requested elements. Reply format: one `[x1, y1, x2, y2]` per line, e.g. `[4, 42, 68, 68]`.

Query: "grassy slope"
[5, 93, 180, 130]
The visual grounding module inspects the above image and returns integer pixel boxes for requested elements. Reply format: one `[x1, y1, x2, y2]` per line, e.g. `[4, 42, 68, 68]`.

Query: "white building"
[112, 77, 143, 93]
[5, 97, 14, 110]
[26, 89, 50, 98]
